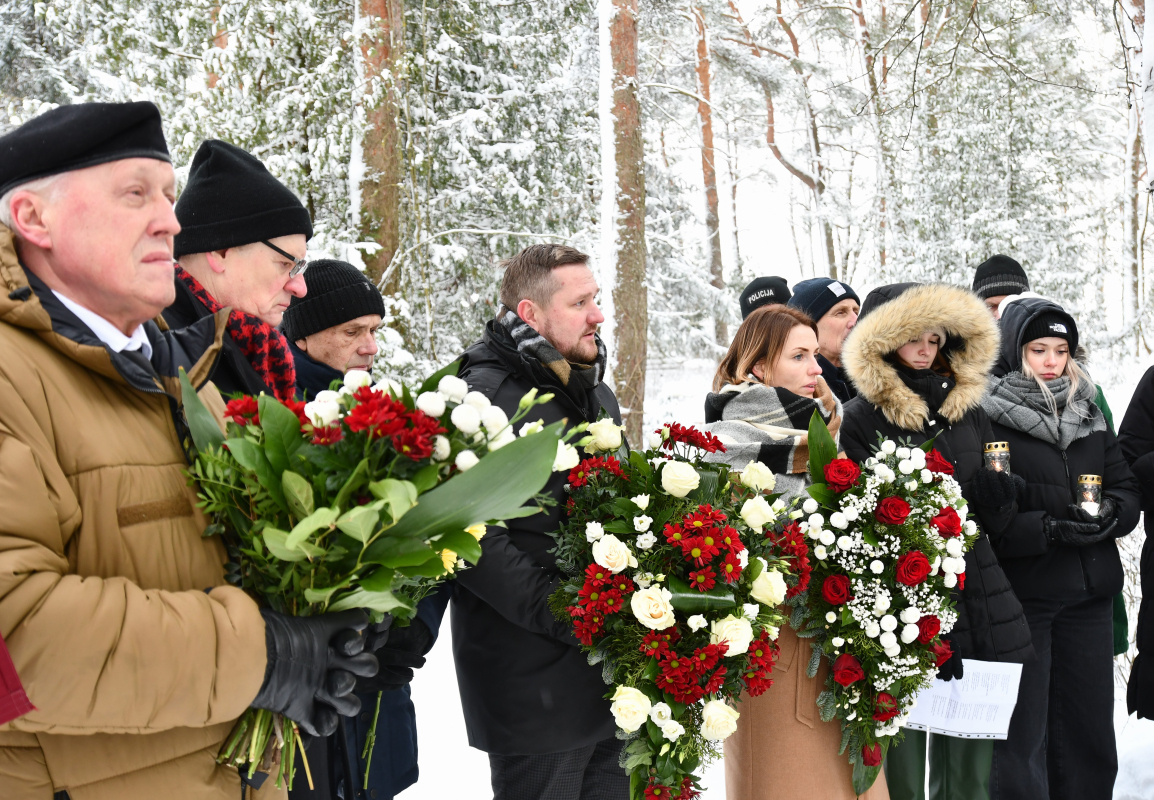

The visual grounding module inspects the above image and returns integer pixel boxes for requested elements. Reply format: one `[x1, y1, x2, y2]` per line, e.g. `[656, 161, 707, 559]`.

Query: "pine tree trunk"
[609, 0, 647, 444]
[693, 6, 726, 348]
[359, 0, 404, 292]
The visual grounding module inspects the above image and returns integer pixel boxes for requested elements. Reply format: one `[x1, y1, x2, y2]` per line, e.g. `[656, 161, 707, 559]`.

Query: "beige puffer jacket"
[0, 227, 277, 800]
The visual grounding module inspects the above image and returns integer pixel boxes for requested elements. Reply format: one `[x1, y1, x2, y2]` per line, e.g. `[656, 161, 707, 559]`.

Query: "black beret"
[740, 276, 791, 319]
[174, 139, 313, 258]
[0, 101, 170, 197]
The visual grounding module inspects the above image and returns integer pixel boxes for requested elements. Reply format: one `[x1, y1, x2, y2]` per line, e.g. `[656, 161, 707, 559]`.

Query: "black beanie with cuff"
[972, 255, 1030, 300]
[281, 259, 386, 342]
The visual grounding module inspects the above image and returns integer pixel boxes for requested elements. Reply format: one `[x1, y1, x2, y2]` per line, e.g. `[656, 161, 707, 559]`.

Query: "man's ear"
[204, 249, 230, 275]
[8, 193, 53, 250]
[295, 338, 308, 352]
[517, 298, 541, 332]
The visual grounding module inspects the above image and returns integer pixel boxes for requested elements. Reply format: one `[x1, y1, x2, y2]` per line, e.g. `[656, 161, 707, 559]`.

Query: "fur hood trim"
[842, 283, 999, 430]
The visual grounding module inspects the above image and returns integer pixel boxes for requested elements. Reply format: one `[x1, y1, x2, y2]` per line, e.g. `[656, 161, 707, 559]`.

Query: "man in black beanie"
[282, 259, 386, 397]
[972, 254, 1030, 318]
[739, 275, 791, 319]
[164, 138, 313, 402]
[787, 277, 861, 404]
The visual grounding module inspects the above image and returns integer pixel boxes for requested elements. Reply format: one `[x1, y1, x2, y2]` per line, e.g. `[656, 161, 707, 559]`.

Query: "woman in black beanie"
[981, 299, 1139, 800]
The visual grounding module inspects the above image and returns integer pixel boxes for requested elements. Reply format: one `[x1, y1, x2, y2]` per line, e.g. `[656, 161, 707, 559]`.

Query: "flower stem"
[294, 722, 315, 791]
[361, 690, 384, 789]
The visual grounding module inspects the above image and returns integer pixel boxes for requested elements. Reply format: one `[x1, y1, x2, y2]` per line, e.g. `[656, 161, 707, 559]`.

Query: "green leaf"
[435, 528, 483, 563]
[362, 536, 438, 569]
[628, 449, 653, 476]
[337, 504, 380, 543]
[745, 556, 765, 583]
[666, 575, 736, 613]
[603, 520, 634, 536]
[259, 394, 306, 474]
[282, 470, 315, 520]
[396, 555, 449, 578]
[263, 528, 308, 562]
[688, 468, 720, 503]
[807, 409, 838, 482]
[410, 463, 442, 494]
[329, 588, 414, 614]
[417, 360, 460, 395]
[862, 526, 880, 547]
[303, 585, 342, 604]
[806, 482, 838, 507]
[368, 478, 419, 524]
[285, 506, 340, 549]
[334, 458, 370, 510]
[363, 422, 563, 564]
[178, 367, 225, 453]
[226, 438, 286, 511]
[641, 657, 659, 681]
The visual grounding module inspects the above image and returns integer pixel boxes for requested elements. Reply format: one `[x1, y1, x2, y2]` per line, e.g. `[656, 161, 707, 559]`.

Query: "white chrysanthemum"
[802, 498, 820, 514]
[450, 403, 482, 435]
[432, 435, 451, 462]
[455, 450, 479, 471]
[830, 512, 849, 530]
[880, 615, 898, 632]
[415, 391, 447, 418]
[437, 374, 469, 402]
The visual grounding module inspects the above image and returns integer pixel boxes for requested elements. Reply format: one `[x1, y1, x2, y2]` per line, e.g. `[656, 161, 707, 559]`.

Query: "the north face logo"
[1049, 323, 1067, 334]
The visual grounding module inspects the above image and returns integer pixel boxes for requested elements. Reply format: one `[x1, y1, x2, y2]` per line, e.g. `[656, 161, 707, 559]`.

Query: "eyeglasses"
[261, 240, 308, 278]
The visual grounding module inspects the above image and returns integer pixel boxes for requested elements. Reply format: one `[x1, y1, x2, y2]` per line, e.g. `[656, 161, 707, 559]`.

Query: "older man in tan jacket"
[0, 102, 374, 800]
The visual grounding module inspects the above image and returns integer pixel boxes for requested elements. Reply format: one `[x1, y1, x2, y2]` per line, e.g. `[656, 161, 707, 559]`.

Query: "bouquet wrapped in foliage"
[180, 366, 573, 789]
[793, 414, 978, 793]
[549, 422, 810, 800]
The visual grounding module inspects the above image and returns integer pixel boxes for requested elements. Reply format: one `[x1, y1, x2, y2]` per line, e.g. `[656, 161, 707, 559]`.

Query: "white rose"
[553, 441, 580, 472]
[943, 572, 958, 588]
[701, 700, 741, 742]
[901, 624, 920, 644]
[836, 535, 853, 551]
[819, 530, 836, 546]
[432, 435, 451, 462]
[802, 498, 819, 514]
[814, 545, 828, 560]
[450, 403, 482, 435]
[710, 614, 754, 656]
[304, 398, 341, 427]
[687, 614, 707, 632]
[830, 512, 849, 530]
[740, 496, 775, 530]
[592, 534, 637, 574]
[631, 586, 676, 630]
[660, 719, 686, 741]
[343, 369, 373, 390]
[921, 469, 934, 484]
[740, 461, 776, 492]
[632, 494, 650, 510]
[742, 602, 760, 621]
[415, 391, 447, 418]
[661, 461, 700, 497]
[647, 431, 664, 450]
[879, 631, 897, 649]
[519, 419, 544, 437]
[945, 538, 963, 557]
[480, 405, 509, 434]
[898, 459, 915, 475]
[825, 611, 837, 623]
[585, 521, 605, 543]
[437, 374, 469, 402]
[750, 565, 787, 607]
[649, 702, 673, 724]
[832, 636, 845, 647]
[881, 440, 897, 455]
[636, 532, 657, 550]
[634, 515, 653, 533]
[586, 418, 625, 452]
[880, 614, 898, 632]
[609, 686, 651, 733]
[865, 621, 881, 638]
[870, 560, 885, 574]
[455, 450, 479, 471]
[737, 550, 748, 568]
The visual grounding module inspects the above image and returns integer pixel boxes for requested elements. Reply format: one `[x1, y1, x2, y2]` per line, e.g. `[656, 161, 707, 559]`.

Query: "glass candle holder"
[1077, 474, 1102, 515]
[984, 442, 1011, 474]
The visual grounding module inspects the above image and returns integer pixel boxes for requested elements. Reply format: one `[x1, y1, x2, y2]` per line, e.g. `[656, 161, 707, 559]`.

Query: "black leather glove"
[937, 633, 964, 681]
[971, 467, 1019, 508]
[252, 609, 379, 736]
[1065, 499, 1120, 540]
[356, 617, 434, 693]
[1044, 514, 1110, 547]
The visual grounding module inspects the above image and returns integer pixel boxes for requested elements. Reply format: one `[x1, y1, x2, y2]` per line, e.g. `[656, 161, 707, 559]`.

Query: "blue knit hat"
[787, 278, 860, 323]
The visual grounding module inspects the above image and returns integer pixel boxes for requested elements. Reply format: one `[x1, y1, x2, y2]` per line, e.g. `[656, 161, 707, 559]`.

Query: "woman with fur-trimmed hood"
[840, 283, 1032, 800]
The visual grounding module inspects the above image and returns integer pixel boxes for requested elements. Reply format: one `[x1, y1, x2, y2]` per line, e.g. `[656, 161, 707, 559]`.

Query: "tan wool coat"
[0, 227, 276, 800]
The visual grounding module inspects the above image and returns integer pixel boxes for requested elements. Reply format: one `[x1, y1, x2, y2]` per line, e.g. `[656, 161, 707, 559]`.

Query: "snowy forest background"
[5, 0, 1154, 795]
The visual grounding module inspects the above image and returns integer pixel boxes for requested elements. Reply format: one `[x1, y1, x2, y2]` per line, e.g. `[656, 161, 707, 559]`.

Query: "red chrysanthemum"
[577, 581, 607, 610]
[345, 389, 407, 439]
[599, 588, 625, 615]
[584, 563, 612, 586]
[702, 664, 727, 694]
[677, 777, 701, 799]
[720, 551, 743, 583]
[747, 630, 779, 670]
[645, 782, 674, 799]
[718, 525, 744, 554]
[311, 424, 344, 445]
[743, 667, 775, 697]
[225, 396, 260, 426]
[657, 423, 726, 454]
[664, 522, 686, 545]
[571, 612, 604, 646]
[693, 642, 728, 672]
[609, 575, 635, 595]
[688, 566, 717, 592]
[639, 631, 670, 658]
[392, 426, 435, 460]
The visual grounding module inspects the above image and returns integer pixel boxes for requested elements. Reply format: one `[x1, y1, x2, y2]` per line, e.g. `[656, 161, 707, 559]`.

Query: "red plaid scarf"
[175, 266, 297, 402]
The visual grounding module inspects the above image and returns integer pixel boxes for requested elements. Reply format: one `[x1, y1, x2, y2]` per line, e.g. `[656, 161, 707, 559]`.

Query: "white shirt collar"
[52, 290, 153, 361]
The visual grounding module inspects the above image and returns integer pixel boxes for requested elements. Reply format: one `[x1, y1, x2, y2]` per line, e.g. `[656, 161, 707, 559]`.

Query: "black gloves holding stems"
[251, 609, 379, 736]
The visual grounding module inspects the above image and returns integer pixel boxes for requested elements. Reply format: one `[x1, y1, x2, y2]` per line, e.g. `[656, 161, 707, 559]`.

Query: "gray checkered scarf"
[497, 309, 607, 389]
[982, 371, 1104, 450]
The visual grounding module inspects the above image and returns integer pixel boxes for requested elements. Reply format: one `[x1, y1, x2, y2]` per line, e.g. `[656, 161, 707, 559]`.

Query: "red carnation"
[929, 638, 953, 667]
[925, 448, 954, 475]
[931, 507, 963, 538]
[832, 653, 865, 687]
[821, 574, 853, 606]
[862, 743, 883, 767]
[874, 496, 912, 526]
[225, 396, 260, 426]
[873, 692, 899, 721]
[895, 550, 932, 586]
[957, 571, 966, 590]
[916, 615, 942, 644]
[824, 458, 863, 492]
[689, 566, 717, 592]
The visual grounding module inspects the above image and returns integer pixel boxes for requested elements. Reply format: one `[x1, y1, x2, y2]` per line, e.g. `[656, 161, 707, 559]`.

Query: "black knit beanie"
[1021, 310, 1078, 350]
[173, 140, 313, 258]
[281, 260, 386, 342]
[972, 254, 1029, 300]
[740, 276, 791, 319]
[787, 278, 860, 323]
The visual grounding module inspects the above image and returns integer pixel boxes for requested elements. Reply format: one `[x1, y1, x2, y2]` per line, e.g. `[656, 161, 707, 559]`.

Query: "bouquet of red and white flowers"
[180, 365, 573, 789]
[549, 423, 810, 800]
[793, 415, 978, 794]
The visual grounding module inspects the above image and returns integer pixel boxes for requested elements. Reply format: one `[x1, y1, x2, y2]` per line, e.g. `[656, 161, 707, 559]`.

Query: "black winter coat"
[163, 277, 275, 398]
[452, 322, 621, 755]
[818, 353, 856, 406]
[839, 283, 1033, 664]
[1109, 368, 1154, 718]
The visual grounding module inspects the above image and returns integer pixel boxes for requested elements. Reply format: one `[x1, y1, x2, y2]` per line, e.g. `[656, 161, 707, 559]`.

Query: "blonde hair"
[1020, 342, 1091, 417]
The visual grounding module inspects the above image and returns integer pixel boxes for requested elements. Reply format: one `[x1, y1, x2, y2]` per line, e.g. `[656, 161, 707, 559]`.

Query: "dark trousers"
[885, 728, 994, 800]
[990, 593, 1116, 800]
[489, 737, 628, 800]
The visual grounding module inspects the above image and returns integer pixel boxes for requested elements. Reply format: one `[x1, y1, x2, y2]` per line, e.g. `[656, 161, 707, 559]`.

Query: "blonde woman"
[703, 306, 886, 799]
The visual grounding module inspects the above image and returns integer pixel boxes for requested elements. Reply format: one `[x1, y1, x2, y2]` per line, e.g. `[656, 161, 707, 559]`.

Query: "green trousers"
[883, 729, 993, 800]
